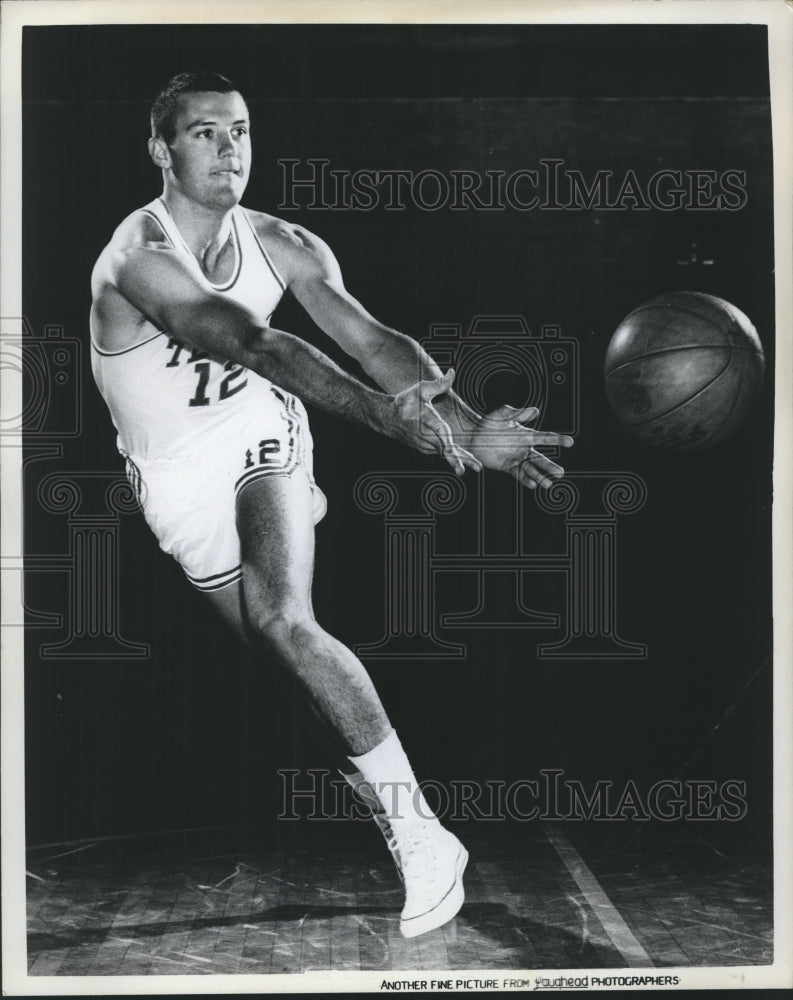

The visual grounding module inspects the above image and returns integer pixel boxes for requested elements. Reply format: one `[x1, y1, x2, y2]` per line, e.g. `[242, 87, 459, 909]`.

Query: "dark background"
[22, 25, 774, 853]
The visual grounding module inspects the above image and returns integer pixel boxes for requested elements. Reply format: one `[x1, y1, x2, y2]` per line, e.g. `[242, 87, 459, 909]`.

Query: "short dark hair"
[150, 71, 240, 143]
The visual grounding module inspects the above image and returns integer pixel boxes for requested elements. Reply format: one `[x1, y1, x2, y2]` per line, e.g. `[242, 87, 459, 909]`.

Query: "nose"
[217, 130, 237, 156]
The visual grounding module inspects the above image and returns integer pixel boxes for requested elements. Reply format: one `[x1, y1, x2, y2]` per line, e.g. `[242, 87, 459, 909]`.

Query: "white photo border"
[2, 0, 791, 994]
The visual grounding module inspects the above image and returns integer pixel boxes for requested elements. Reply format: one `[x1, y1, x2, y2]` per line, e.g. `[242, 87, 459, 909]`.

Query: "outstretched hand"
[468, 404, 574, 489]
[391, 369, 482, 476]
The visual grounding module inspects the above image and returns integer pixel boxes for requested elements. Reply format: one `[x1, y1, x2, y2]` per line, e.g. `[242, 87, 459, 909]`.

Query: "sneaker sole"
[399, 842, 469, 938]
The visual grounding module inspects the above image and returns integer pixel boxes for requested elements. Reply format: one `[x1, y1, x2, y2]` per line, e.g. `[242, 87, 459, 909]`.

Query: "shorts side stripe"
[124, 455, 144, 506]
[187, 565, 243, 592]
[289, 395, 307, 464]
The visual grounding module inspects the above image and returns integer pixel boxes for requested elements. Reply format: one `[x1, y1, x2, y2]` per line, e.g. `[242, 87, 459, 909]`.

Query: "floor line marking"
[543, 823, 654, 968]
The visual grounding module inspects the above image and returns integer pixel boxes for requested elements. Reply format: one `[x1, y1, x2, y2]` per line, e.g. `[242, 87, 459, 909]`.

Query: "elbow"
[155, 291, 279, 374]
[355, 327, 391, 373]
[242, 326, 283, 380]
[244, 325, 278, 359]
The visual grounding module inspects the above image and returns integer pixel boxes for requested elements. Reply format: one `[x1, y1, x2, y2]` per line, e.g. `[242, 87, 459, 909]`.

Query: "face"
[154, 90, 252, 210]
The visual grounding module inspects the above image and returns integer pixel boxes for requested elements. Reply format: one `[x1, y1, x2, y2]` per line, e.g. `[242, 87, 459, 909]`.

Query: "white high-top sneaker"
[341, 770, 404, 880]
[397, 822, 468, 938]
[346, 730, 468, 937]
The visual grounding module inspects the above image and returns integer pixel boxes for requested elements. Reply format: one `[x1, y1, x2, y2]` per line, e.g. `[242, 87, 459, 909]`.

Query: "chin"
[207, 185, 247, 210]
[215, 192, 243, 208]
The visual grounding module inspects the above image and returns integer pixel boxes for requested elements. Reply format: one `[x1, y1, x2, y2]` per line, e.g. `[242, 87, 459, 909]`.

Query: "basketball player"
[90, 71, 574, 938]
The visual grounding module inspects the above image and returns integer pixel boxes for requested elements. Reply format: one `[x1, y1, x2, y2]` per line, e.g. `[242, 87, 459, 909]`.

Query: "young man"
[90, 71, 574, 938]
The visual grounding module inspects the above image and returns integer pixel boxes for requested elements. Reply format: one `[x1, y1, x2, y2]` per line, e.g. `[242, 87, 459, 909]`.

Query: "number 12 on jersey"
[166, 338, 248, 407]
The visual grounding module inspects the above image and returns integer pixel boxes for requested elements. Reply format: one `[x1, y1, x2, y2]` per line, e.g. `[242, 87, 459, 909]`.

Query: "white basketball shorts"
[122, 388, 327, 592]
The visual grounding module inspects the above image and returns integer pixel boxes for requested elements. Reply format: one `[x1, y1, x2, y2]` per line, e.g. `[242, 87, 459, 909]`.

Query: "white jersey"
[91, 197, 287, 462]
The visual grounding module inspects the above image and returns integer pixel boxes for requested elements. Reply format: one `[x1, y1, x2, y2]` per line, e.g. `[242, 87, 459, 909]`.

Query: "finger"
[456, 446, 483, 473]
[443, 443, 481, 476]
[525, 451, 566, 478]
[512, 406, 541, 425]
[513, 466, 538, 490]
[522, 468, 553, 489]
[429, 411, 465, 473]
[443, 451, 465, 476]
[529, 432, 575, 448]
[429, 410, 482, 473]
[433, 418, 482, 474]
[485, 403, 520, 422]
[517, 457, 562, 490]
[524, 468, 554, 490]
[431, 410, 457, 452]
[422, 368, 455, 399]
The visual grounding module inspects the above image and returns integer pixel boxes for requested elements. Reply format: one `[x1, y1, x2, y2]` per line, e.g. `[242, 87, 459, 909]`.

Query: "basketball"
[604, 291, 765, 452]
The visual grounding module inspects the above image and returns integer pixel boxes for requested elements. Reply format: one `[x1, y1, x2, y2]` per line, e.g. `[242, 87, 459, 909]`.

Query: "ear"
[148, 136, 172, 170]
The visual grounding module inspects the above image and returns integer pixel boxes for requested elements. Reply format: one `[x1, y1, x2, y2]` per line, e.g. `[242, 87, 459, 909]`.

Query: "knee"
[247, 607, 318, 654]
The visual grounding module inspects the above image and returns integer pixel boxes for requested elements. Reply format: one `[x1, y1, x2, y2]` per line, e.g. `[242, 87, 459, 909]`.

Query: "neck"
[160, 187, 235, 268]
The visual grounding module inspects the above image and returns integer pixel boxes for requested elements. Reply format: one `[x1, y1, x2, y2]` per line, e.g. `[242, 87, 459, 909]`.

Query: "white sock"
[348, 729, 437, 835]
[341, 768, 401, 871]
[342, 768, 388, 819]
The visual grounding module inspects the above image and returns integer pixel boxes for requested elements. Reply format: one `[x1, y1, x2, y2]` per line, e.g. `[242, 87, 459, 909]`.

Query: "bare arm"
[276, 226, 479, 438]
[276, 224, 574, 487]
[108, 245, 479, 474]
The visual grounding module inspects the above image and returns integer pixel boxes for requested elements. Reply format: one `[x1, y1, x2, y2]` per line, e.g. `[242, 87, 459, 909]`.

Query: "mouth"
[212, 167, 243, 177]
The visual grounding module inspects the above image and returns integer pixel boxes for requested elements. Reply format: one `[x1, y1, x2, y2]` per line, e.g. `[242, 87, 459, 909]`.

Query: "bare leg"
[203, 468, 467, 935]
[205, 468, 391, 757]
[204, 573, 356, 768]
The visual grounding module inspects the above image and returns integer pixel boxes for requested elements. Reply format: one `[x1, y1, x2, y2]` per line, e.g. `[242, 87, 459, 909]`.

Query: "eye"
[233, 126, 249, 138]
[195, 129, 214, 139]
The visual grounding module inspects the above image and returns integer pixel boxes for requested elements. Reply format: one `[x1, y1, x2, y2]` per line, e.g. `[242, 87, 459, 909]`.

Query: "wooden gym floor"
[25, 822, 772, 976]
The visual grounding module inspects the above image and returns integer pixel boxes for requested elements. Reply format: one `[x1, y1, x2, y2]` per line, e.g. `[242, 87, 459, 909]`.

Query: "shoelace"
[399, 824, 443, 882]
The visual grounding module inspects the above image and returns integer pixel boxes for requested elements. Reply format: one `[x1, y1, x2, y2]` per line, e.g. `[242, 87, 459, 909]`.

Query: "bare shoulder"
[244, 208, 325, 251]
[92, 209, 172, 290]
[243, 209, 341, 285]
[91, 208, 173, 352]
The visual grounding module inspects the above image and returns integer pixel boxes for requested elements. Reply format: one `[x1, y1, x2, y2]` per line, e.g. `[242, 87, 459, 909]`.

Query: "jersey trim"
[139, 207, 176, 247]
[208, 215, 243, 292]
[240, 210, 287, 292]
[156, 197, 243, 292]
[90, 330, 163, 357]
[90, 205, 174, 356]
